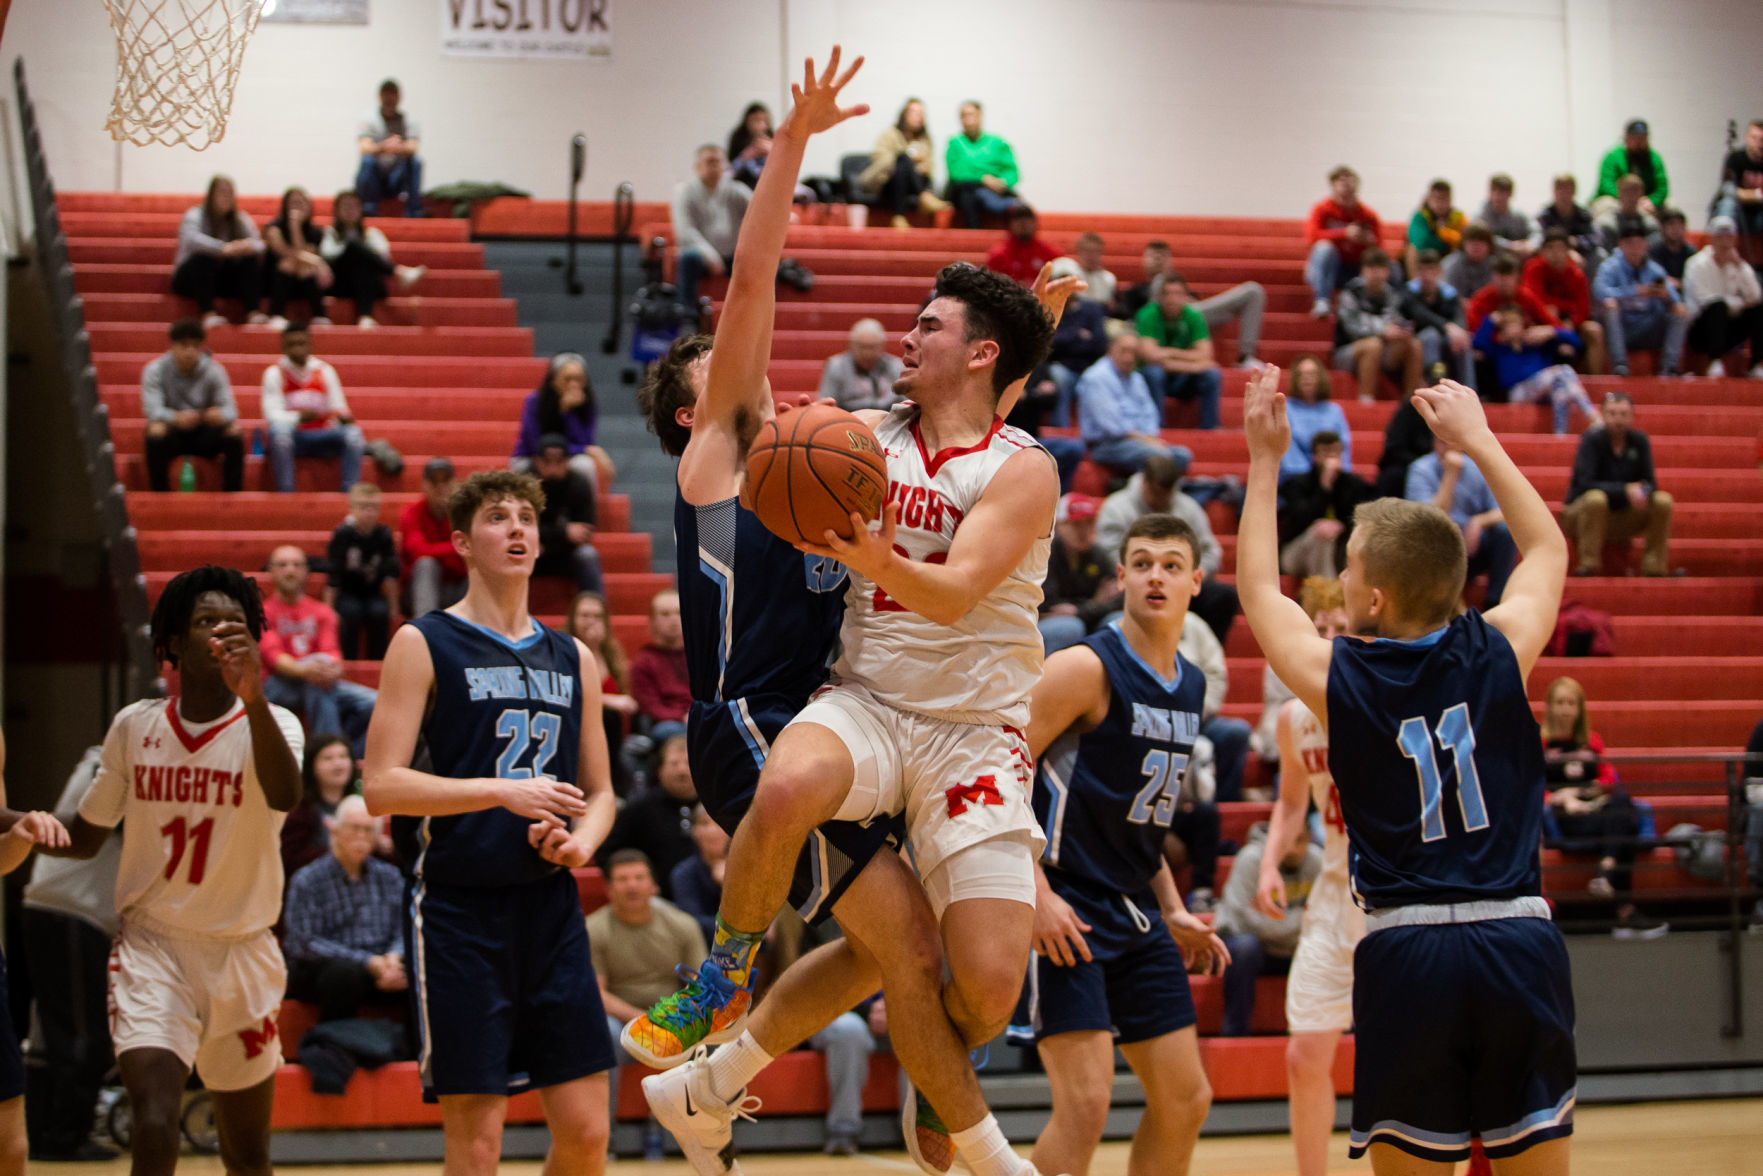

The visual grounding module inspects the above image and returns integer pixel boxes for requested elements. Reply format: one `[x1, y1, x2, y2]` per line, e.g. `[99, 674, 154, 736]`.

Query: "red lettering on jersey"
[190, 767, 209, 805]
[147, 766, 166, 802]
[945, 775, 1003, 818]
[902, 485, 926, 529]
[873, 547, 949, 613]
[172, 765, 192, 803]
[238, 1015, 279, 1060]
[1301, 747, 1329, 776]
[1324, 783, 1346, 834]
[133, 765, 147, 801]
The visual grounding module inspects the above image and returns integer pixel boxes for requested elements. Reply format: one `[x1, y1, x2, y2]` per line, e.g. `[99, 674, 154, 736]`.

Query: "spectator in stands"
[1181, 610, 1252, 806]
[1715, 118, 1763, 237]
[512, 352, 613, 487]
[1279, 354, 1352, 479]
[1685, 216, 1763, 378]
[1596, 218, 1690, 377]
[1005, 366, 1087, 494]
[1305, 164, 1384, 318]
[1595, 175, 1660, 252]
[856, 98, 948, 227]
[321, 189, 423, 329]
[1406, 179, 1466, 275]
[1472, 308, 1597, 433]
[1164, 783, 1220, 914]
[1562, 391, 1674, 577]
[281, 735, 359, 880]
[1175, 271, 1268, 371]
[1279, 431, 1373, 579]
[262, 187, 331, 328]
[599, 734, 699, 893]
[1536, 173, 1603, 271]
[262, 324, 363, 494]
[944, 100, 1022, 228]
[1115, 239, 1171, 320]
[819, 318, 903, 411]
[1077, 326, 1183, 474]
[172, 175, 266, 327]
[283, 796, 408, 1023]
[569, 591, 639, 794]
[355, 79, 423, 217]
[142, 318, 245, 491]
[261, 544, 378, 755]
[1042, 259, 1110, 420]
[1214, 824, 1322, 1036]
[1250, 577, 1348, 772]
[1648, 208, 1693, 288]
[668, 805, 728, 943]
[1136, 278, 1223, 428]
[1333, 248, 1421, 403]
[530, 434, 603, 594]
[1593, 119, 1667, 220]
[1071, 232, 1116, 307]
[789, 918, 881, 1159]
[1096, 453, 1238, 641]
[630, 589, 689, 740]
[1375, 395, 1434, 498]
[1037, 493, 1120, 654]
[671, 144, 749, 308]
[1402, 249, 1476, 386]
[1406, 437, 1517, 606]
[589, 849, 708, 1120]
[1441, 223, 1497, 301]
[325, 482, 398, 661]
[726, 102, 773, 188]
[399, 458, 467, 616]
[1475, 173, 1536, 259]
[985, 205, 1061, 285]
[1524, 228, 1609, 374]
[1541, 677, 1665, 939]
[1465, 251, 1565, 333]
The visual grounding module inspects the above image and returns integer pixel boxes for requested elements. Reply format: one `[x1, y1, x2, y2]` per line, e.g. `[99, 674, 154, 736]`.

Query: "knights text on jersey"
[80, 697, 304, 940]
[1285, 698, 1360, 931]
[833, 405, 1053, 724]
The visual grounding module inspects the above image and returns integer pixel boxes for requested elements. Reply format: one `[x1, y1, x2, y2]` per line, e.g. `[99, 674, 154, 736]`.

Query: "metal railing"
[14, 61, 157, 704]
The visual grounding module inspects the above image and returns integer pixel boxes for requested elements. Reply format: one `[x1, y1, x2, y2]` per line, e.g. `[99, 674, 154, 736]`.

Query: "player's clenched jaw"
[894, 297, 994, 405]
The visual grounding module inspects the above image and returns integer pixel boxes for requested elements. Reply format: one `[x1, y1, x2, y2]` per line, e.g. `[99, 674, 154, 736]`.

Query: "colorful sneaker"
[901, 1079, 956, 1175]
[641, 1046, 761, 1175]
[621, 960, 752, 1069]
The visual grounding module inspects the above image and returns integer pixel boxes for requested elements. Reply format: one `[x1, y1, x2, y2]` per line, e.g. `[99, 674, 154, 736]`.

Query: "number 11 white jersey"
[81, 697, 303, 940]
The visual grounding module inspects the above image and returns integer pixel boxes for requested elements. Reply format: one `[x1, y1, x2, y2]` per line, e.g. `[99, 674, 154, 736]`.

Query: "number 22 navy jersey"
[1325, 610, 1546, 909]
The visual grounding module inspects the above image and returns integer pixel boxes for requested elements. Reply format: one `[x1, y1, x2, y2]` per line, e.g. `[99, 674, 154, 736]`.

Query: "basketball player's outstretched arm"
[525, 641, 618, 869]
[212, 619, 303, 810]
[362, 626, 590, 821]
[995, 262, 1088, 420]
[1256, 702, 1313, 918]
[1414, 381, 1567, 676]
[679, 47, 867, 494]
[1239, 365, 1334, 717]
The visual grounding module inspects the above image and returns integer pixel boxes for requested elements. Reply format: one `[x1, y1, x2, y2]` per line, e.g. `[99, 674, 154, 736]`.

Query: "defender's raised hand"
[1030, 261, 1087, 330]
[1242, 363, 1289, 465]
[781, 45, 868, 138]
[1412, 380, 1494, 451]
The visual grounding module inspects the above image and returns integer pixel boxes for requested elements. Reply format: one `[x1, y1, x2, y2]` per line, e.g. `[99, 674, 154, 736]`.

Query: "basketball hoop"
[102, 0, 265, 151]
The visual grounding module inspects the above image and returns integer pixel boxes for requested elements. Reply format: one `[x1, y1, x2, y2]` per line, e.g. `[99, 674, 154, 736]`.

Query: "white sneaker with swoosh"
[641, 1046, 762, 1175]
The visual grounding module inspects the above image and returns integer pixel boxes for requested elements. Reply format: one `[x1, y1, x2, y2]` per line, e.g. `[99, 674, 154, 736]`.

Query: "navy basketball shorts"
[1349, 915, 1577, 1162]
[1007, 929, 1196, 1047]
[408, 870, 614, 1101]
[0, 949, 22, 1102]
[688, 696, 900, 925]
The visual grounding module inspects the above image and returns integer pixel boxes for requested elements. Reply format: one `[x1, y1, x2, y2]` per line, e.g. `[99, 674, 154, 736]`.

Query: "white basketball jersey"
[833, 406, 1053, 725]
[1288, 698, 1360, 931]
[81, 697, 304, 940]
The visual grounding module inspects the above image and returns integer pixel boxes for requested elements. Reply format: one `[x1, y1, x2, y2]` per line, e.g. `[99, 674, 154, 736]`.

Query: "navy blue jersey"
[395, 611, 584, 888]
[1326, 610, 1546, 909]
[1037, 622, 1207, 900]
[674, 492, 846, 707]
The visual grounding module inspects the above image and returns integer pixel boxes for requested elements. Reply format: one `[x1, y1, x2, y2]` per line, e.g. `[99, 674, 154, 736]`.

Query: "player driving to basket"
[1238, 369, 1575, 1176]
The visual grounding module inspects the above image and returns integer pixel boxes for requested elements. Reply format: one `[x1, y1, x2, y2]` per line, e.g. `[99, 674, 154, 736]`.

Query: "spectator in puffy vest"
[261, 324, 365, 494]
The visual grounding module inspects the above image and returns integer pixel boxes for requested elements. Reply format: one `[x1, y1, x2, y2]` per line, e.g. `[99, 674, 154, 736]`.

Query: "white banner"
[262, 0, 369, 24]
[441, 0, 611, 59]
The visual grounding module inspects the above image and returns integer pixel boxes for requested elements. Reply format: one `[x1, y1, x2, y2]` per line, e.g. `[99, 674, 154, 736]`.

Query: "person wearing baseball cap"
[1593, 117, 1668, 220]
[1037, 493, 1120, 654]
[1683, 215, 1763, 377]
[399, 456, 467, 616]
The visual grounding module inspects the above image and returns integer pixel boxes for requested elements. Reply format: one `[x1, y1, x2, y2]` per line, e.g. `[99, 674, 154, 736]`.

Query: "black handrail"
[14, 61, 158, 704]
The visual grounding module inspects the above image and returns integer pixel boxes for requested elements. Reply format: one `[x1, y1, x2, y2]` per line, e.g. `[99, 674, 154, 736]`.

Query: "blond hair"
[1352, 498, 1466, 626]
[1545, 677, 1590, 745]
[1297, 576, 1345, 618]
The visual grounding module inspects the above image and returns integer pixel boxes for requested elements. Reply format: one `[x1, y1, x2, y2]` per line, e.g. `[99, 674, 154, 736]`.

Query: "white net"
[103, 0, 265, 151]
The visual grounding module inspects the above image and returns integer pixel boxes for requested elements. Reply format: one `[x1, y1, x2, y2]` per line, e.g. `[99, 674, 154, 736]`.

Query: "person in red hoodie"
[399, 457, 467, 617]
[260, 544, 378, 755]
[1305, 165, 1384, 318]
[629, 589, 690, 742]
[984, 205, 1061, 285]
[1523, 228, 1609, 373]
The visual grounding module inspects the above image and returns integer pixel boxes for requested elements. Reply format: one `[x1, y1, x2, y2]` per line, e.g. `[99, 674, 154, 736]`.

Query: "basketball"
[741, 404, 889, 546]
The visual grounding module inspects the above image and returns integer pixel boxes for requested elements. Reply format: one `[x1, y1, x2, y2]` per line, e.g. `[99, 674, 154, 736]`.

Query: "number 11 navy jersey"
[1325, 610, 1545, 909]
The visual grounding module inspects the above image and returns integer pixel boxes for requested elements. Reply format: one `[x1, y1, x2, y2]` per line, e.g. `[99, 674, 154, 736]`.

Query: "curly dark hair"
[637, 333, 713, 457]
[151, 565, 265, 669]
[930, 262, 1055, 398]
[447, 470, 546, 534]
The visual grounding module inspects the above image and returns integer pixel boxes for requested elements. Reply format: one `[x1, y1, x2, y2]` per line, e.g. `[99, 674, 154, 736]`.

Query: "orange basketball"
[741, 405, 889, 546]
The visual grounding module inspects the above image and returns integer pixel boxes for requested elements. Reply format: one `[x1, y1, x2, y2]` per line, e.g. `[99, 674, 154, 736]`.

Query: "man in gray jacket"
[1214, 824, 1323, 1035]
[142, 318, 244, 491]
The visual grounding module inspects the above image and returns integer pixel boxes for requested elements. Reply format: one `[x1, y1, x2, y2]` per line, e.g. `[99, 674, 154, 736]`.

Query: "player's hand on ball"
[1242, 364, 1289, 464]
[1412, 380, 1493, 450]
[1032, 889, 1093, 967]
[802, 503, 898, 580]
[1254, 865, 1288, 920]
[1168, 911, 1230, 976]
[209, 621, 265, 702]
[781, 45, 868, 139]
[528, 818, 589, 868]
[499, 777, 589, 821]
[8, 811, 68, 849]
[1030, 262, 1087, 328]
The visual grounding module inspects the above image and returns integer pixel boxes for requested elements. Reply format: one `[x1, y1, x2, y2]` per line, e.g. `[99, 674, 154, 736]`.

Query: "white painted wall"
[5, 0, 1757, 223]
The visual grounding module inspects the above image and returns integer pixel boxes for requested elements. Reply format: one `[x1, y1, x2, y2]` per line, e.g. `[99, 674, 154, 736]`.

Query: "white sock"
[703, 1030, 774, 1103]
[951, 1114, 1030, 1176]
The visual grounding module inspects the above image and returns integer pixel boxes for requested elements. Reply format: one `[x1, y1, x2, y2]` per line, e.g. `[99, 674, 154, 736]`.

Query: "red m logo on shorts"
[238, 1015, 279, 1060]
[945, 775, 1003, 818]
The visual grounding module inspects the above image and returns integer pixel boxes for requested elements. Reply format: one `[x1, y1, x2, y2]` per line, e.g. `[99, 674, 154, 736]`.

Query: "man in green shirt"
[1135, 278, 1223, 429]
[1592, 119, 1668, 219]
[944, 100, 1022, 228]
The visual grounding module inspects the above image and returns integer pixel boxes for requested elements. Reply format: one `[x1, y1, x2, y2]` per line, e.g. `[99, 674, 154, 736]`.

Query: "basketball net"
[103, 0, 264, 150]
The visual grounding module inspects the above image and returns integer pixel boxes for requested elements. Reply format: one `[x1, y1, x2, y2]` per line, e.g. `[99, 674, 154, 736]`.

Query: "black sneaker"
[32, 1142, 120, 1163]
[1611, 911, 1670, 940]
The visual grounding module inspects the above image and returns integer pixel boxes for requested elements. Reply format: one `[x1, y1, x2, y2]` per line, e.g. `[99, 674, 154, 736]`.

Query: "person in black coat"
[1278, 431, 1375, 578]
[1376, 396, 1435, 498]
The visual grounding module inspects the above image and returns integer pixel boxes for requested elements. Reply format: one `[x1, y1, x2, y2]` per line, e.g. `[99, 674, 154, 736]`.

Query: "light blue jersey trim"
[1480, 1088, 1576, 1148]
[1106, 619, 1183, 692]
[1370, 625, 1449, 650]
[444, 612, 547, 651]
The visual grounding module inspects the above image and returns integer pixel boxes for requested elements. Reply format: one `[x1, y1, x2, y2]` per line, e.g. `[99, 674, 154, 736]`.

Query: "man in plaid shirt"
[283, 795, 407, 1023]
